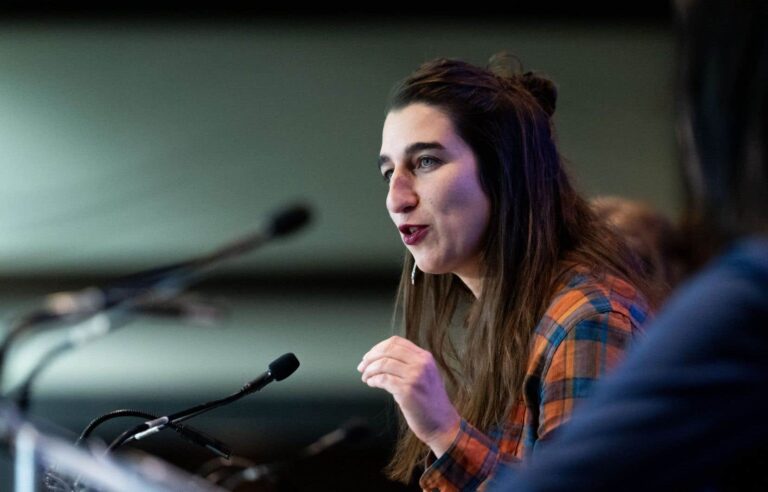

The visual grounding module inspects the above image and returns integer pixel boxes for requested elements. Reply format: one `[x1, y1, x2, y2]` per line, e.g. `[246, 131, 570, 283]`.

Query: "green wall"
[0, 20, 676, 276]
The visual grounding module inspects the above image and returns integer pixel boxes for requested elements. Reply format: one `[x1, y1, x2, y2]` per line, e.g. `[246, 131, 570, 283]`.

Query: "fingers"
[357, 335, 438, 397]
[363, 373, 403, 397]
[359, 356, 407, 383]
[357, 336, 461, 455]
[356, 350, 410, 374]
[357, 335, 423, 373]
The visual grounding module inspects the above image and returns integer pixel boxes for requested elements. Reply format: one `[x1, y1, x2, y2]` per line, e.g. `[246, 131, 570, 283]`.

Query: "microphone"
[44, 203, 312, 317]
[298, 418, 370, 459]
[269, 205, 310, 237]
[163, 353, 300, 425]
[0, 203, 311, 388]
[214, 418, 371, 488]
[108, 353, 300, 452]
[239, 351, 301, 394]
[11, 294, 228, 412]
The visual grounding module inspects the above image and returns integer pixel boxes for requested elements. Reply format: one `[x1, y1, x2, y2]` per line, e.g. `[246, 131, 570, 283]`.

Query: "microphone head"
[268, 353, 300, 381]
[269, 204, 311, 238]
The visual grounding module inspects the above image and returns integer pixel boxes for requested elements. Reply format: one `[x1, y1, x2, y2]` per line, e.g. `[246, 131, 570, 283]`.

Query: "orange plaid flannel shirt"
[419, 268, 650, 492]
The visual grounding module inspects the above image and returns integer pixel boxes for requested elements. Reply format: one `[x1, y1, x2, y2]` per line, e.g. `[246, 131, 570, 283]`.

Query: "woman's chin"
[414, 261, 450, 276]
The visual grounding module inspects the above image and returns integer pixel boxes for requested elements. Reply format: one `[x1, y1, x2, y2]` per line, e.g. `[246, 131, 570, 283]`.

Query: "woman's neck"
[455, 272, 484, 299]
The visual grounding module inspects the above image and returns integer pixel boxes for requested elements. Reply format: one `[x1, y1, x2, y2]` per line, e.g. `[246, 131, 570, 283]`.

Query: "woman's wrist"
[427, 417, 461, 458]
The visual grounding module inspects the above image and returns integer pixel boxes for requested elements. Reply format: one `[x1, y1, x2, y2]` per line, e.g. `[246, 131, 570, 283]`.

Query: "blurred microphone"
[130, 294, 228, 326]
[0, 203, 311, 386]
[109, 353, 301, 451]
[44, 203, 312, 318]
[298, 418, 370, 459]
[12, 294, 228, 412]
[215, 418, 371, 488]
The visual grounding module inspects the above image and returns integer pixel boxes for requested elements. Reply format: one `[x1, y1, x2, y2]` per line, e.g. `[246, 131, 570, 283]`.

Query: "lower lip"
[402, 227, 429, 246]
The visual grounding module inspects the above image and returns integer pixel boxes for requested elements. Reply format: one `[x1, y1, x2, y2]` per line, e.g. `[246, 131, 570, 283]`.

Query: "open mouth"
[399, 225, 429, 246]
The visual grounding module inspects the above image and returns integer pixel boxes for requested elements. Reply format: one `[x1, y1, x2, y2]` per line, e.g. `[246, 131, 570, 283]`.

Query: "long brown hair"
[384, 55, 652, 483]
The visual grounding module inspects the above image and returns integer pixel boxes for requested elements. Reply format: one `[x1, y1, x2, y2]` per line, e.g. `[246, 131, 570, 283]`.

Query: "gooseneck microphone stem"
[0, 311, 70, 392]
[0, 203, 310, 390]
[107, 389, 245, 453]
[11, 296, 226, 413]
[107, 353, 300, 454]
[12, 341, 71, 412]
[106, 383, 255, 452]
[77, 409, 230, 459]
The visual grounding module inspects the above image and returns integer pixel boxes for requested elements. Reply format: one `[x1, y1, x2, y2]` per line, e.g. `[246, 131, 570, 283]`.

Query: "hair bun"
[522, 72, 557, 117]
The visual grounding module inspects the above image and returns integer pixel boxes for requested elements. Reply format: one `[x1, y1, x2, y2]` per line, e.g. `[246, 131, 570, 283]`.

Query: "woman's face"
[379, 103, 491, 292]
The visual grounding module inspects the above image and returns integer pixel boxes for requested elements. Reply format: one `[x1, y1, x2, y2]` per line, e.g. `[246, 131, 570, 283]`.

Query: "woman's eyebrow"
[405, 141, 446, 155]
[378, 141, 446, 171]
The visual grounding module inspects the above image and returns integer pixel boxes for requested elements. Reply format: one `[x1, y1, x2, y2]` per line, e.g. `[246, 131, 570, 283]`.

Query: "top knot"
[487, 52, 558, 117]
[521, 71, 558, 117]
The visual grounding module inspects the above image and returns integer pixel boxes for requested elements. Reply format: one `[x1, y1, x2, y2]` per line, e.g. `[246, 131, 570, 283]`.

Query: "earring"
[411, 262, 418, 285]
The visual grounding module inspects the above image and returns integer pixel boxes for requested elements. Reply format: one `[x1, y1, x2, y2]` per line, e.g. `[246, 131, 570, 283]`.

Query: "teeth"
[409, 227, 419, 234]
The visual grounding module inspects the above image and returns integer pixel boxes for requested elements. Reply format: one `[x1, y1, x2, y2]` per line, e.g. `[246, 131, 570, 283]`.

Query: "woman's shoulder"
[524, 267, 652, 395]
[534, 266, 651, 340]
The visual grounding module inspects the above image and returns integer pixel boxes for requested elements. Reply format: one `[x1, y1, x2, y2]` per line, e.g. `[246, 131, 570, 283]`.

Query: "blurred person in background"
[591, 196, 684, 302]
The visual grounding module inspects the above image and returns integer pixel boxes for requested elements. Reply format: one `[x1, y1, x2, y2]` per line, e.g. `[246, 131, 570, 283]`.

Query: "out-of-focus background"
[0, 3, 676, 490]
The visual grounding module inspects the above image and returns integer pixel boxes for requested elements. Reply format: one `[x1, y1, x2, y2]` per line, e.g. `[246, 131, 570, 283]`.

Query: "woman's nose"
[386, 170, 418, 215]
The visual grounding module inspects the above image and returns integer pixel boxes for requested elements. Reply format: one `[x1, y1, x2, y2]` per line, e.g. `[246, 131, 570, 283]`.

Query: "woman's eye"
[382, 169, 393, 183]
[417, 156, 440, 169]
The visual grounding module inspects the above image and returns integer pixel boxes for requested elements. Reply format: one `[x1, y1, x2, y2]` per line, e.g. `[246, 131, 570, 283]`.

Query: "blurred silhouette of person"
[591, 196, 684, 301]
[490, 1, 768, 490]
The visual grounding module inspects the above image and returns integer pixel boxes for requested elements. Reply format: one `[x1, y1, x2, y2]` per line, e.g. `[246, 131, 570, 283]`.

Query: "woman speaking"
[358, 55, 652, 491]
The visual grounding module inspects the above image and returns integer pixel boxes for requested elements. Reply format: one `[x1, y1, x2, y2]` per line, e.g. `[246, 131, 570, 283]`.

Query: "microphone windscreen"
[269, 204, 311, 238]
[269, 353, 300, 381]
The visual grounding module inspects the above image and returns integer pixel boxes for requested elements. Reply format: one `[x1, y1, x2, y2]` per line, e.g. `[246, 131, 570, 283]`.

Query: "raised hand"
[358, 335, 460, 457]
